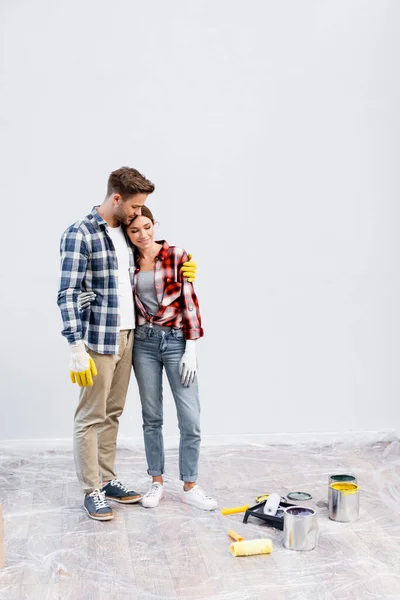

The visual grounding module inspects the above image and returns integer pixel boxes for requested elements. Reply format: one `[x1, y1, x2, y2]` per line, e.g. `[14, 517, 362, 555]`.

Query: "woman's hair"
[131, 205, 155, 224]
[125, 205, 157, 250]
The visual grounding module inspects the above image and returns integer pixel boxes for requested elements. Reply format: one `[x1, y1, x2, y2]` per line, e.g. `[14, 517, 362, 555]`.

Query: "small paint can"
[329, 482, 359, 522]
[283, 506, 318, 551]
[328, 474, 357, 505]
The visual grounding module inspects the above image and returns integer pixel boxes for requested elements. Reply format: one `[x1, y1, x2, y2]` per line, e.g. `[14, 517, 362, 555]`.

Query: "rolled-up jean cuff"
[181, 474, 198, 482]
[148, 469, 164, 476]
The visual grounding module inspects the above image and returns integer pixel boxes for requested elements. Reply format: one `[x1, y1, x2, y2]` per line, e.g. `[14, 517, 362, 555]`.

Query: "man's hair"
[107, 166, 155, 200]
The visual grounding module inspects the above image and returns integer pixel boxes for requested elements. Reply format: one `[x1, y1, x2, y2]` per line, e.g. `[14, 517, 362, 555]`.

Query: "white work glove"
[78, 291, 96, 311]
[179, 340, 197, 387]
[69, 340, 98, 387]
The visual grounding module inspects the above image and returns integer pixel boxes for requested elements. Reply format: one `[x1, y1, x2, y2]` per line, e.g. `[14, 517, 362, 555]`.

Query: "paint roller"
[230, 538, 273, 557]
[263, 493, 281, 516]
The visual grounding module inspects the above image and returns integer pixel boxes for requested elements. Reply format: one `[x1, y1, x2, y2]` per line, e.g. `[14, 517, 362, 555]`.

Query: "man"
[57, 167, 196, 521]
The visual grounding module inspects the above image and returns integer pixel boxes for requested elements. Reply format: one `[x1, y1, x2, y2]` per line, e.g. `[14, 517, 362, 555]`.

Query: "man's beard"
[115, 207, 131, 226]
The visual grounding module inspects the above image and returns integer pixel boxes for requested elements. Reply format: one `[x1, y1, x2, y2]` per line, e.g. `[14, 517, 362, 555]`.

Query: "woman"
[126, 206, 217, 510]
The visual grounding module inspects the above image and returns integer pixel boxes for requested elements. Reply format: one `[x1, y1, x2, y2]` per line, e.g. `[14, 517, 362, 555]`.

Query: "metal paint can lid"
[287, 491, 312, 501]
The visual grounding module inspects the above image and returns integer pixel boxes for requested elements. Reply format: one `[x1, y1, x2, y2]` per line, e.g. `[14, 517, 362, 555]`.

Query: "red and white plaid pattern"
[134, 241, 204, 340]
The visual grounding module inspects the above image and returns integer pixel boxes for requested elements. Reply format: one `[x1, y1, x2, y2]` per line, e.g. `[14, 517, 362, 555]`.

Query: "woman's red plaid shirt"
[134, 241, 204, 340]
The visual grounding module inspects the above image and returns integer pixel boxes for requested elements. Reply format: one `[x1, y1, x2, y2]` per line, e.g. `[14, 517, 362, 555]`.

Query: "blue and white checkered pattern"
[57, 207, 135, 354]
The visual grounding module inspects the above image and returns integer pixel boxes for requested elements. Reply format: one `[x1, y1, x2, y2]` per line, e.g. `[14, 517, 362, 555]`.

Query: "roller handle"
[228, 529, 244, 542]
[221, 504, 249, 515]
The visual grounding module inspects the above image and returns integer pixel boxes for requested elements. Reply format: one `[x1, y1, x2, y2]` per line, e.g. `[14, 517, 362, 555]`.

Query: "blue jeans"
[133, 325, 201, 482]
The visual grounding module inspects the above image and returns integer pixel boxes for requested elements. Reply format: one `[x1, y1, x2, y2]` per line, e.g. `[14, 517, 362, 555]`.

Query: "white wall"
[0, 0, 399, 441]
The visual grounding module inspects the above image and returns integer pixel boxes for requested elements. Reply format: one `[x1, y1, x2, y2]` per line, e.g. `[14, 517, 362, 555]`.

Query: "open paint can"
[329, 482, 359, 522]
[283, 506, 318, 551]
[328, 475, 357, 504]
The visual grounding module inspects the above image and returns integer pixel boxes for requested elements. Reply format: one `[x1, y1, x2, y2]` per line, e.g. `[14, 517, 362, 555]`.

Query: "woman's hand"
[78, 291, 96, 311]
[179, 340, 197, 387]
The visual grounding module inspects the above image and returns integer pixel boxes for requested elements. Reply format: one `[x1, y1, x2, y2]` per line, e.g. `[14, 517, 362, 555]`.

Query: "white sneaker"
[181, 485, 218, 511]
[141, 482, 164, 508]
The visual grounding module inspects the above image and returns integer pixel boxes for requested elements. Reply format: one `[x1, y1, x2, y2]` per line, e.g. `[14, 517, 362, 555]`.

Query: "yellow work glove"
[69, 341, 98, 387]
[181, 253, 197, 283]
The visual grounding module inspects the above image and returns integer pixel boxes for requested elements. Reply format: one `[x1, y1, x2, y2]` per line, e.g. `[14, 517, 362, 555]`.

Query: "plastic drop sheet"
[0, 438, 399, 600]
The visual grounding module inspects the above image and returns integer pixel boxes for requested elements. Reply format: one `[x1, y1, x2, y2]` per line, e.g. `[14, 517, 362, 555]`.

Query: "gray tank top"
[136, 271, 159, 315]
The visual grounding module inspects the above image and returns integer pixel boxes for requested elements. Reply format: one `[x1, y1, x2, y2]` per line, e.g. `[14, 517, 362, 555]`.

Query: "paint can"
[329, 482, 359, 522]
[283, 506, 318, 551]
[328, 474, 357, 505]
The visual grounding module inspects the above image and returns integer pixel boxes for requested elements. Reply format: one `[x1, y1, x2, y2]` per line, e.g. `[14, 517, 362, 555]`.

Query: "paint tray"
[243, 499, 297, 530]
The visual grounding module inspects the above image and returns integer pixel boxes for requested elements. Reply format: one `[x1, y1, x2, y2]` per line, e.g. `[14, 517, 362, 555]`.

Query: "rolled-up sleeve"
[57, 228, 89, 345]
[180, 251, 204, 340]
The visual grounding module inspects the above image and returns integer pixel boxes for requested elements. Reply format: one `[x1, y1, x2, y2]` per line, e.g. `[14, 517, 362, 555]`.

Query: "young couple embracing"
[57, 166, 217, 521]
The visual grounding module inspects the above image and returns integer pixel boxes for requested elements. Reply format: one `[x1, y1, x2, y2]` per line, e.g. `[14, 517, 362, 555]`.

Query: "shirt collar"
[89, 206, 108, 229]
[157, 240, 170, 261]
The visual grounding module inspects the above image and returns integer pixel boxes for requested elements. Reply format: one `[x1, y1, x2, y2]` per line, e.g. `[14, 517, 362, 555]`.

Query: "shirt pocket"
[161, 279, 182, 307]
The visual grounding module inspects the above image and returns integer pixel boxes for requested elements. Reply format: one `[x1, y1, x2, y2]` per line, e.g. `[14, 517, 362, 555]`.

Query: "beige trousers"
[73, 330, 134, 493]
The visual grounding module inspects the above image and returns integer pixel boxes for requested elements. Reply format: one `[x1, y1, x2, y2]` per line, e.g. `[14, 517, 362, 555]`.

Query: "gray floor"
[0, 439, 399, 600]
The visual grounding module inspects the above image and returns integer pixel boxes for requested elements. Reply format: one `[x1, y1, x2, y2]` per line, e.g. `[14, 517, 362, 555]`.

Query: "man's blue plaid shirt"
[57, 207, 135, 354]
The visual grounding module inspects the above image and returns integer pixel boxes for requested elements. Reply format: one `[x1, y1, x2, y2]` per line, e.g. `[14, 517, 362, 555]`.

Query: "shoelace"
[146, 484, 162, 498]
[109, 479, 130, 493]
[90, 489, 109, 510]
[192, 486, 212, 500]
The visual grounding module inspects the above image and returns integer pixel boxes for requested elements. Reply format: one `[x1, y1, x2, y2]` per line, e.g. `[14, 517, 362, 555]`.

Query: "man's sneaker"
[84, 489, 114, 521]
[181, 485, 218, 511]
[102, 479, 142, 504]
[141, 482, 164, 508]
